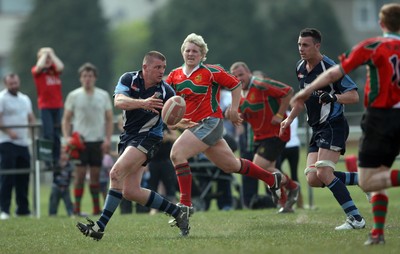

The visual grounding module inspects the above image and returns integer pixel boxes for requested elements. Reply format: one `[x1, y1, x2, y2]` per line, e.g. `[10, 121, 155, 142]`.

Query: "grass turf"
[1, 145, 400, 254]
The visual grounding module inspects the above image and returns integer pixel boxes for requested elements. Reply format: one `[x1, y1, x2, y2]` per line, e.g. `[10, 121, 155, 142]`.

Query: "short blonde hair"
[181, 33, 208, 62]
[230, 61, 250, 73]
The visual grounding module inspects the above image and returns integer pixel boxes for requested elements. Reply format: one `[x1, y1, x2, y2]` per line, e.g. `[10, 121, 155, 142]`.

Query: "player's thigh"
[171, 129, 209, 161]
[253, 154, 275, 172]
[204, 139, 240, 172]
[112, 146, 147, 178]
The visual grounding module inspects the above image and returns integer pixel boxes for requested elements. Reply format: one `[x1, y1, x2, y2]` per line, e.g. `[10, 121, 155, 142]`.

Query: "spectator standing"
[49, 146, 74, 216]
[0, 73, 36, 220]
[31, 47, 64, 170]
[62, 63, 114, 216]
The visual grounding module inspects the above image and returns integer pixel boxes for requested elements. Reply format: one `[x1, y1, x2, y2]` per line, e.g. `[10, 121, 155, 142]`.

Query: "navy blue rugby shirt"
[296, 55, 357, 128]
[114, 71, 175, 137]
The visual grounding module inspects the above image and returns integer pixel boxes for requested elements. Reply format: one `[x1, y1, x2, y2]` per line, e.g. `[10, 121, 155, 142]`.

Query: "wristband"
[275, 113, 284, 119]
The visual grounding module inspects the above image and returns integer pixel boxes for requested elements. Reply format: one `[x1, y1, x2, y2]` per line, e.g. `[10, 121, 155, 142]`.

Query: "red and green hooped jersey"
[339, 34, 400, 108]
[240, 77, 292, 142]
[166, 63, 240, 123]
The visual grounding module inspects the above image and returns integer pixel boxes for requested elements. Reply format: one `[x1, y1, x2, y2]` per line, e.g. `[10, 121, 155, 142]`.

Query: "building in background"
[0, 0, 166, 77]
[0, 0, 384, 78]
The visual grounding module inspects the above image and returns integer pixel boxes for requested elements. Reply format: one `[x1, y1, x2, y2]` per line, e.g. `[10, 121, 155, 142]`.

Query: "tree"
[148, 0, 348, 87]
[111, 21, 151, 84]
[262, 0, 349, 89]
[10, 0, 112, 112]
[149, 0, 263, 73]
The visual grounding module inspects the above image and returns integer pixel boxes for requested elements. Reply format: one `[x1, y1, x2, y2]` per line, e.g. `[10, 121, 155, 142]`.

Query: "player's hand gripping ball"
[161, 96, 186, 125]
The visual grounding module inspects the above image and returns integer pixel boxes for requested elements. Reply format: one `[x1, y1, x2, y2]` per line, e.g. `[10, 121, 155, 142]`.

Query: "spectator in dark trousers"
[49, 147, 74, 216]
[0, 73, 36, 220]
[31, 47, 64, 170]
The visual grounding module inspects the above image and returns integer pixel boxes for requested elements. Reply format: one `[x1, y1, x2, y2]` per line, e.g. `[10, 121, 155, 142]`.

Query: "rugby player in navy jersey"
[280, 28, 366, 230]
[286, 4, 400, 245]
[76, 51, 191, 240]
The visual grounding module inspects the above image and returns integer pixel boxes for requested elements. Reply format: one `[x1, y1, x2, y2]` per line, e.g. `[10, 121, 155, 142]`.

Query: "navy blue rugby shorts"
[118, 133, 162, 166]
[308, 116, 349, 155]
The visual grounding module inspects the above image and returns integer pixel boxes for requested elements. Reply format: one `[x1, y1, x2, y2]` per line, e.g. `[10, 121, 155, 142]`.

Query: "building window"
[353, 0, 393, 31]
[353, 0, 378, 31]
[0, 0, 33, 14]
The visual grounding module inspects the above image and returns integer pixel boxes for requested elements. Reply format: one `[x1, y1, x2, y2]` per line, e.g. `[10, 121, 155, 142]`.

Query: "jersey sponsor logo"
[45, 76, 61, 86]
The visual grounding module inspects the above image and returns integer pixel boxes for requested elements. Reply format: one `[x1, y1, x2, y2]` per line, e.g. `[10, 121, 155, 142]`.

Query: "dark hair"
[379, 3, 400, 32]
[78, 62, 98, 77]
[143, 50, 166, 64]
[299, 28, 322, 44]
[3, 73, 18, 84]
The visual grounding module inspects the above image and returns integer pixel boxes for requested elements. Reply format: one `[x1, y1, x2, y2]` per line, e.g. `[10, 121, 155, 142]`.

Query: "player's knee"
[170, 152, 177, 163]
[315, 160, 336, 171]
[304, 165, 317, 176]
[219, 160, 239, 174]
[358, 178, 374, 192]
[109, 165, 124, 183]
[305, 173, 322, 187]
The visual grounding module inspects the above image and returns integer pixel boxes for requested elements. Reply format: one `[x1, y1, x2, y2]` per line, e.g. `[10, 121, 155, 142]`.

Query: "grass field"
[1, 144, 400, 254]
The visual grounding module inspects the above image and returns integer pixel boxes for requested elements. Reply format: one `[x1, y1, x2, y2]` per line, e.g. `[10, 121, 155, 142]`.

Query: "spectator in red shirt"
[31, 47, 64, 170]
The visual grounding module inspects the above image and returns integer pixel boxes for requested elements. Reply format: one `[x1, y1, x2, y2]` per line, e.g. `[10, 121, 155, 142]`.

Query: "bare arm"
[336, 89, 359, 105]
[48, 49, 64, 72]
[28, 112, 36, 138]
[0, 112, 17, 139]
[291, 65, 344, 106]
[34, 52, 49, 73]
[279, 103, 304, 137]
[102, 109, 114, 153]
[114, 93, 163, 113]
[225, 85, 243, 126]
[272, 88, 294, 125]
[62, 110, 73, 141]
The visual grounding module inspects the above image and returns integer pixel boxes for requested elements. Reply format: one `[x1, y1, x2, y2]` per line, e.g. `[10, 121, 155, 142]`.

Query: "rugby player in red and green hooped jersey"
[166, 62, 238, 123]
[286, 3, 400, 245]
[230, 62, 300, 213]
[165, 34, 284, 232]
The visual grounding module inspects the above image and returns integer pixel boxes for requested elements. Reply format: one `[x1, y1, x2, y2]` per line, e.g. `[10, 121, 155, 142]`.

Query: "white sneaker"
[335, 215, 366, 230]
[0, 212, 10, 220]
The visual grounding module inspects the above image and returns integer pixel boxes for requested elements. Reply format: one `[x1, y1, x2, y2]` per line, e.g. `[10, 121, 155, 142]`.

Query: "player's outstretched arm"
[114, 93, 163, 113]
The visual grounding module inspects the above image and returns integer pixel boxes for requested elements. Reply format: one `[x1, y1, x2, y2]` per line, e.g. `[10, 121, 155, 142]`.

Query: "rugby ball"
[162, 96, 186, 125]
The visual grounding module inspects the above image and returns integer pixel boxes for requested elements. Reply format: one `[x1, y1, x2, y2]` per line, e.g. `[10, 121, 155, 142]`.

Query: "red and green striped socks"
[370, 193, 388, 236]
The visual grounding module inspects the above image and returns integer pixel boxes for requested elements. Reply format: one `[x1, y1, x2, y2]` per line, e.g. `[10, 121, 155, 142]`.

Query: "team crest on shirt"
[131, 84, 140, 92]
[195, 74, 202, 83]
